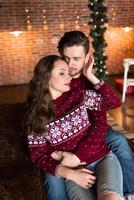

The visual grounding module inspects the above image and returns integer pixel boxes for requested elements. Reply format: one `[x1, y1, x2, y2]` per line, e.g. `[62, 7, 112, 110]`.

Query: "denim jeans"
[66, 152, 123, 200]
[43, 128, 134, 199]
[44, 172, 68, 200]
[106, 128, 134, 194]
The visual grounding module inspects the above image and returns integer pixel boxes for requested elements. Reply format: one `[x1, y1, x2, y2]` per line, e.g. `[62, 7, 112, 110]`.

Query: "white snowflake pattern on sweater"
[28, 90, 102, 146]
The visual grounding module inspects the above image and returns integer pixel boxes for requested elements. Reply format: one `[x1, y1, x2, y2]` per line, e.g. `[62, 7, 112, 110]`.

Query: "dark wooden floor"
[108, 74, 134, 134]
[0, 74, 134, 134]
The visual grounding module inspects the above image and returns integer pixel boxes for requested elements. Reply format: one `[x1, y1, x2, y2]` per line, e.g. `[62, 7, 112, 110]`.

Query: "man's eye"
[74, 58, 80, 61]
[64, 56, 69, 63]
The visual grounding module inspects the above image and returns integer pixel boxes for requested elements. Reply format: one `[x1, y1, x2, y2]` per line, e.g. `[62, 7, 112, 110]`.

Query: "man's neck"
[72, 73, 81, 79]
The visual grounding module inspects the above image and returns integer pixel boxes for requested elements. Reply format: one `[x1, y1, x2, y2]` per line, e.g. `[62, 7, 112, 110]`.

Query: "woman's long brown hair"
[24, 55, 64, 135]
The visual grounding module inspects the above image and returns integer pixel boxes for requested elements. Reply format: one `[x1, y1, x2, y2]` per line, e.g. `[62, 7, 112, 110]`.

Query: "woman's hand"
[51, 150, 63, 161]
[67, 168, 96, 189]
[61, 152, 86, 167]
[51, 151, 86, 167]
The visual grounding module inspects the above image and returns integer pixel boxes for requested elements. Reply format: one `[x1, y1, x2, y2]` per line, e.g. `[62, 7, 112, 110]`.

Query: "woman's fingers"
[79, 162, 87, 165]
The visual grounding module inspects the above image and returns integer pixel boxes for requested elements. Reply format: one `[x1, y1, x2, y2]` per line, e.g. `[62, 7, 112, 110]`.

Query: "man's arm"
[83, 57, 121, 109]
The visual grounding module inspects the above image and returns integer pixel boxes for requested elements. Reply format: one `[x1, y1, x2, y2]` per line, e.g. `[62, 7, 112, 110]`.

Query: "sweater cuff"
[93, 80, 104, 90]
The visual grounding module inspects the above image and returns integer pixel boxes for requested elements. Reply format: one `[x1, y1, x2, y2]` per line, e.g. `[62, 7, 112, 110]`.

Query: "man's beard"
[69, 68, 83, 78]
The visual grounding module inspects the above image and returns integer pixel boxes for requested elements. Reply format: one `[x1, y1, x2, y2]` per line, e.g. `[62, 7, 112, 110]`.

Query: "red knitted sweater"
[28, 76, 121, 175]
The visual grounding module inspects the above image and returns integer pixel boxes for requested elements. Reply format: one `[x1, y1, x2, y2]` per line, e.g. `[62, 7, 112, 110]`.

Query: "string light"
[25, 9, 32, 30]
[42, 9, 48, 30]
[74, 11, 80, 30]
[59, 9, 65, 30]
[43, 25, 48, 30]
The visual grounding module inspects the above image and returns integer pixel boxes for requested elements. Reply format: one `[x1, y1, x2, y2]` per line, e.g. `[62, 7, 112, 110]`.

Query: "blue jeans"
[44, 129, 134, 199]
[106, 128, 134, 194]
[66, 152, 123, 200]
[44, 172, 68, 200]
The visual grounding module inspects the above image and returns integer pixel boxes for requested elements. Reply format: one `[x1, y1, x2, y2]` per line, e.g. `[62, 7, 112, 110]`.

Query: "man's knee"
[106, 128, 133, 158]
[106, 129, 127, 145]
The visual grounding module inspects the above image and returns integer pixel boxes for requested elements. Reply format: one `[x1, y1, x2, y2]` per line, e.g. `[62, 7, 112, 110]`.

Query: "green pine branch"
[88, 0, 108, 80]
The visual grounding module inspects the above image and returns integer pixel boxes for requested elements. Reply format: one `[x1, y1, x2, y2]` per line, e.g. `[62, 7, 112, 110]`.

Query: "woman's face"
[49, 59, 72, 99]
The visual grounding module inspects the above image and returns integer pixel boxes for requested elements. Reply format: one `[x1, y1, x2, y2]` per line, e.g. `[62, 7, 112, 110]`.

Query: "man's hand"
[83, 56, 100, 85]
[83, 56, 95, 78]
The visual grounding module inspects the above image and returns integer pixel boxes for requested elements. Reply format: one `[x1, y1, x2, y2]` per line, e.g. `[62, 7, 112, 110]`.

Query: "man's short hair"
[58, 31, 89, 55]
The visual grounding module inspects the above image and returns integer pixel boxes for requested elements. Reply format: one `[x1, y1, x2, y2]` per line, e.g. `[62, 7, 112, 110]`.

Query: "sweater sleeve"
[74, 97, 108, 162]
[93, 81, 121, 110]
[27, 134, 59, 175]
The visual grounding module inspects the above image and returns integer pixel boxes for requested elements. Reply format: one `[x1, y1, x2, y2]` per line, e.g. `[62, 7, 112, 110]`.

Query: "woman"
[24, 55, 123, 200]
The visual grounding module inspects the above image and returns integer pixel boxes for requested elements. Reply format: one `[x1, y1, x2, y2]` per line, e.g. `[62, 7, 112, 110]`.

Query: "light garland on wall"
[25, 9, 32, 30]
[59, 9, 65, 30]
[74, 11, 80, 30]
[43, 9, 48, 30]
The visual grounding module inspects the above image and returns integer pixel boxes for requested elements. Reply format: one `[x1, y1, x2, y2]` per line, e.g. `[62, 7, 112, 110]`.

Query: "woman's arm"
[28, 135, 59, 175]
[28, 136, 96, 188]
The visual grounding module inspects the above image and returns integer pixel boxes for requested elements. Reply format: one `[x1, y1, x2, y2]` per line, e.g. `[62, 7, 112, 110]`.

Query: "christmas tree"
[89, 0, 108, 80]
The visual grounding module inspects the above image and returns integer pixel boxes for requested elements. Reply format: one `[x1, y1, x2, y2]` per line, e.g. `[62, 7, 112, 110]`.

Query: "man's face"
[62, 45, 89, 78]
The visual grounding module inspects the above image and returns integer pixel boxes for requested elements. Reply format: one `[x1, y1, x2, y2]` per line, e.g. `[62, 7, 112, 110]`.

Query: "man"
[44, 31, 134, 200]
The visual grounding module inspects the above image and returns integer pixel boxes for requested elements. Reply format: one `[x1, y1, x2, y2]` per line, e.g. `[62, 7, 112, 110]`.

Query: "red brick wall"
[0, 0, 134, 85]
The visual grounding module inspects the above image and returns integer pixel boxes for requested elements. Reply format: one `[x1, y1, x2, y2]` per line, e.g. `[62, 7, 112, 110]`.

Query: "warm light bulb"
[123, 27, 132, 32]
[43, 25, 48, 30]
[59, 23, 64, 29]
[10, 31, 23, 37]
[27, 25, 32, 31]
[75, 24, 80, 30]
